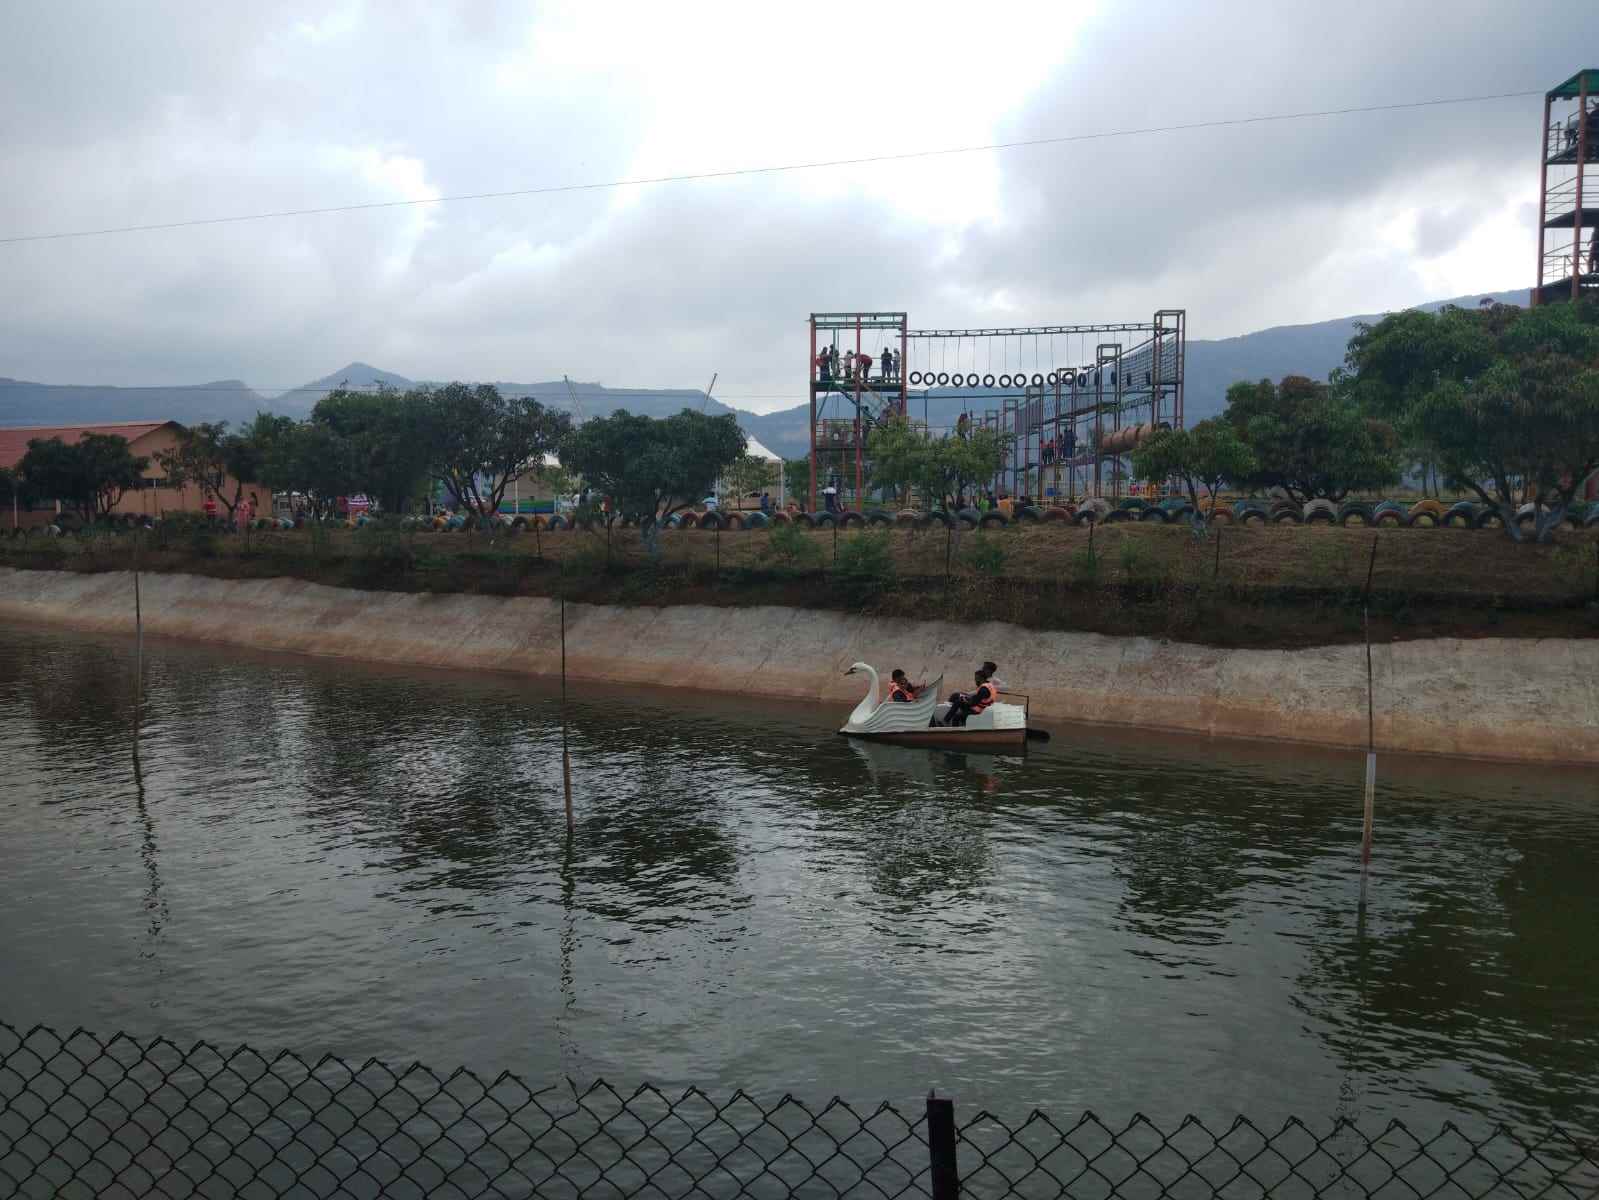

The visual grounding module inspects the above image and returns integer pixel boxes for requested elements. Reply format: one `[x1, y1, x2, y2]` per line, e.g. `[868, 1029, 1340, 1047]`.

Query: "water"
[1, 625, 1595, 1134]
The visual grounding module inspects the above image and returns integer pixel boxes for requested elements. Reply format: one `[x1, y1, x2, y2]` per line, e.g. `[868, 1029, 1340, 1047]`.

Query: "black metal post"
[1213, 523, 1222, 583]
[927, 1091, 959, 1200]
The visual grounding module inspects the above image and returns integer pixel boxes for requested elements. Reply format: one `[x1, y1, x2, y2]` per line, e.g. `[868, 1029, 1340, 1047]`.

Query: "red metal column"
[808, 317, 817, 512]
[1536, 95, 1552, 305]
[899, 317, 908, 418]
[1574, 79, 1589, 303]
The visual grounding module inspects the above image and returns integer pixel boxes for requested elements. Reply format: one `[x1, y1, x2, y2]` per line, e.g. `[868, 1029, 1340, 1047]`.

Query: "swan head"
[845, 661, 875, 676]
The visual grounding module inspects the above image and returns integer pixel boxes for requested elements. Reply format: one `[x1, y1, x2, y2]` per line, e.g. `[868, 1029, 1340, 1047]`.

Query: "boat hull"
[839, 727, 1027, 750]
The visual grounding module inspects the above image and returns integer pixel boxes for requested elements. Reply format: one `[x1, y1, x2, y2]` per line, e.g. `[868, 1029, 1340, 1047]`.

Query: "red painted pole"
[854, 315, 863, 504]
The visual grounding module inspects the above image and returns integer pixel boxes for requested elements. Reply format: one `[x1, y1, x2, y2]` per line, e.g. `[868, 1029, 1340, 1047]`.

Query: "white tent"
[744, 433, 782, 463]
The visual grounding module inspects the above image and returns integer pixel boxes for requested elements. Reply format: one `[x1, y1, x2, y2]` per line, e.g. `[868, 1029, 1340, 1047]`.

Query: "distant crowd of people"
[815, 345, 901, 385]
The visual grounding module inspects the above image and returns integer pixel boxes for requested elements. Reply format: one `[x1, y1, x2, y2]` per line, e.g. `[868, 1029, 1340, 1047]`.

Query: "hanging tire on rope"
[908, 371, 922, 385]
[983, 374, 996, 388]
[998, 374, 1012, 388]
[1047, 372, 1059, 386]
[1032, 374, 1045, 387]
[936, 373, 949, 387]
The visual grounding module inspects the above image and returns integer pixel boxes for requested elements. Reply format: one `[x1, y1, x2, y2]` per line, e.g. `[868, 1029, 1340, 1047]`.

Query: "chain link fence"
[2, 1022, 1596, 1199]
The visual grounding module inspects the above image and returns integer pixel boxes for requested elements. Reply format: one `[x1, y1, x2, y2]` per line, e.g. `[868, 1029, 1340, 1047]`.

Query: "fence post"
[927, 1090, 959, 1200]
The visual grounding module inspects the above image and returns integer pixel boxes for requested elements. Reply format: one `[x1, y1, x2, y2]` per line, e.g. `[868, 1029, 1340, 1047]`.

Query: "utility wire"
[0, 87, 1542, 247]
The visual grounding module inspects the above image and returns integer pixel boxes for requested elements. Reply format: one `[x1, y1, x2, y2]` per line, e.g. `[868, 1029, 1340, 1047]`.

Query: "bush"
[1117, 536, 1146, 578]
[1069, 544, 1099, 585]
[962, 532, 1007, 577]
[833, 529, 895, 600]
[764, 521, 823, 569]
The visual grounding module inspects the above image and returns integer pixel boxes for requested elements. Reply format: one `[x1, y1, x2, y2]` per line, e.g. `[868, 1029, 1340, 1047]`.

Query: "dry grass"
[5, 520, 1598, 649]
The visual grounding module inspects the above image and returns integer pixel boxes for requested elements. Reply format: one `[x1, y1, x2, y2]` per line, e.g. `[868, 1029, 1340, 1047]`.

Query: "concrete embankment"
[3, 567, 1596, 764]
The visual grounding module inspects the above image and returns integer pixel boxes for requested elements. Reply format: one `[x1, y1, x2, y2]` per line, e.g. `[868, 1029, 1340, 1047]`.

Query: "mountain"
[1, 286, 1534, 445]
[0, 377, 268, 428]
[270, 361, 419, 415]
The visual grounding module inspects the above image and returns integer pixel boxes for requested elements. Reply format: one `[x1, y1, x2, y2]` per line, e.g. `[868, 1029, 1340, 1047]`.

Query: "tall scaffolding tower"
[1534, 69, 1599, 305]
[808, 313, 908, 511]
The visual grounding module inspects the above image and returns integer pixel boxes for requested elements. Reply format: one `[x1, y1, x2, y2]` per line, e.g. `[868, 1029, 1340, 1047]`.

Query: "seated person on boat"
[943, 670, 999, 727]
[888, 669, 923, 702]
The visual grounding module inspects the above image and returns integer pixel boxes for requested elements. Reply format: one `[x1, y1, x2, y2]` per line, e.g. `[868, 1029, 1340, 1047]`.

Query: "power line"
[0, 87, 1542, 246]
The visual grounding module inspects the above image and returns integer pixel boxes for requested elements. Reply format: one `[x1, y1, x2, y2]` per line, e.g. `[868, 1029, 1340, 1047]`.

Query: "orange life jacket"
[889, 682, 915, 702]
[970, 681, 998, 713]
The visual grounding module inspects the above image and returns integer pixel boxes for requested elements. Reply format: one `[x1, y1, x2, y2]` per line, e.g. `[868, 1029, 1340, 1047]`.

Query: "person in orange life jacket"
[979, 661, 1005, 693]
[888, 669, 922, 702]
[944, 669, 998, 726]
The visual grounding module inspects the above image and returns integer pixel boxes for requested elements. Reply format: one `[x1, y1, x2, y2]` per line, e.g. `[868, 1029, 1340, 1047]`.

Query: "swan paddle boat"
[838, 662, 1030, 750]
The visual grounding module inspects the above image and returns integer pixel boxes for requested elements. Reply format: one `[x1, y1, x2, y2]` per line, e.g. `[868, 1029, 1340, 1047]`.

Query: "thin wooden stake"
[1361, 534, 1378, 865]
[560, 584, 574, 834]
[1213, 522, 1222, 583]
[134, 528, 144, 713]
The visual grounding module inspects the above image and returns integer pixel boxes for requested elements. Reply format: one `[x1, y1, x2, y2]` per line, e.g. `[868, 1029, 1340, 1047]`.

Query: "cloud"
[1, 0, 1595, 411]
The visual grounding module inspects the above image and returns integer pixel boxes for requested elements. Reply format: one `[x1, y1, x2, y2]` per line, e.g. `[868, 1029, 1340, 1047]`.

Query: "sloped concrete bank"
[3, 568, 1595, 764]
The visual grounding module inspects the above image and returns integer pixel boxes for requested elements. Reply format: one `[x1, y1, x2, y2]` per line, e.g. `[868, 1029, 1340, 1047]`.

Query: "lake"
[1, 625, 1594, 1135]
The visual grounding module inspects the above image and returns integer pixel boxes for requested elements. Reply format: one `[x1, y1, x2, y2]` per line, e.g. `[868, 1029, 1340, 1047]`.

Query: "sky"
[2, 0, 1596, 413]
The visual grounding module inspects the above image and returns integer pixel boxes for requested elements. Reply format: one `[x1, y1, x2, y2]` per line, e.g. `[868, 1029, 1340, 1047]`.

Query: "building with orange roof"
[2, 420, 263, 530]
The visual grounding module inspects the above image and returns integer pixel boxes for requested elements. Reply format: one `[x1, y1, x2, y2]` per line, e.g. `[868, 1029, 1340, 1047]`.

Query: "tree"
[562, 408, 746, 533]
[782, 458, 810, 505]
[15, 434, 148, 522]
[153, 421, 261, 520]
[1131, 419, 1256, 534]
[419, 383, 572, 519]
[1344, 300, 1599, 541]
[1222, 375, 1400, 503]
[310, 387, 433, 514]
[866, 418, 1007, 509]
[258, 421, 356, 519]
[722, 454, 775, 501]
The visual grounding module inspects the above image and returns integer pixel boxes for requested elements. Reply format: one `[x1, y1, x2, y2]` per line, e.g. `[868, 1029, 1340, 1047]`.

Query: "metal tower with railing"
[1535, 69, 1599, 305]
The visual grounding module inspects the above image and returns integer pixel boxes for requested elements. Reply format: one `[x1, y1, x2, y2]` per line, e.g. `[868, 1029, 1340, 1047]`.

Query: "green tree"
[258, 421, 356, 519]
[16, 434, 149, 522]
[310, 387, 433, 514]
[1344, 300, 1599, 541]
[562, 408, 746, 534]
[722, 454, 775, 502]
[1131, 419, 1256, 534]
[1223, 375, 1400, 503]
[419, 383, 572, 519]
[782, 458, 810, 506]
[152, 421, 262, 520]
[866, 418, 1006, 509]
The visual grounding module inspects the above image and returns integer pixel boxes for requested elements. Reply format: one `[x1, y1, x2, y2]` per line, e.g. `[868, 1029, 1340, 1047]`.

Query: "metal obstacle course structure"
[1534, 68, 1599, 306]
[809, 310, 1185, 511]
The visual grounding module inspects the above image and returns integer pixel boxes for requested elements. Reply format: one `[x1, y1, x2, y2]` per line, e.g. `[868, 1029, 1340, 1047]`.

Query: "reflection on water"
[1, 625, 1596, 1134]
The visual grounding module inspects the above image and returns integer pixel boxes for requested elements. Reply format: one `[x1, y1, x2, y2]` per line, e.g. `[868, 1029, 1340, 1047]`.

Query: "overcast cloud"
[2, 0, 1596, 411]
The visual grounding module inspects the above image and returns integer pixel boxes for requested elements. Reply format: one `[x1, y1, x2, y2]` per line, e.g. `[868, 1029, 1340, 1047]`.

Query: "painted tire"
[924, 510, 953, 529]
[813, 511, 838, 528]
[1103, 510, 1132, 524]
[1017, 505, 1045, 522]
[864, 509, 893, 527]
[839, 510, 864, 528]
[1405, 510, 1438, 528]
[547, 515, 567, 531]
[1075, 510, 1098, 526]
[679, 512, 700, 529]
[768, 511, 791, 526]
[1240, 509, 1266, 525]
[1304, 499, 1337, 524]
[1443, 502, 1476, 528]
[1043, 507, 1071, 522]
[743, 511, 770, 529]
[723, 513, 743, 530]
[955, 507, 981, 529]
[1473, 509, 1504, 530]
[1337, 501, 1373, 526]
[1139, 507, 1169, 523]
[1271, 508, 1303, 525]
[791, 511, 815, 528]
[978, 511, 1008, 528]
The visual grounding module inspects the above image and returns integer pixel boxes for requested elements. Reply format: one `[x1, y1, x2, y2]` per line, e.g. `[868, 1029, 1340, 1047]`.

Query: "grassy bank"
[4, 520, 1598, 649]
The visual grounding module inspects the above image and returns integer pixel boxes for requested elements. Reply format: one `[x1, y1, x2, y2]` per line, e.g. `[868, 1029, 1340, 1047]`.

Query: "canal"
[0, 626, 1594, 1134]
